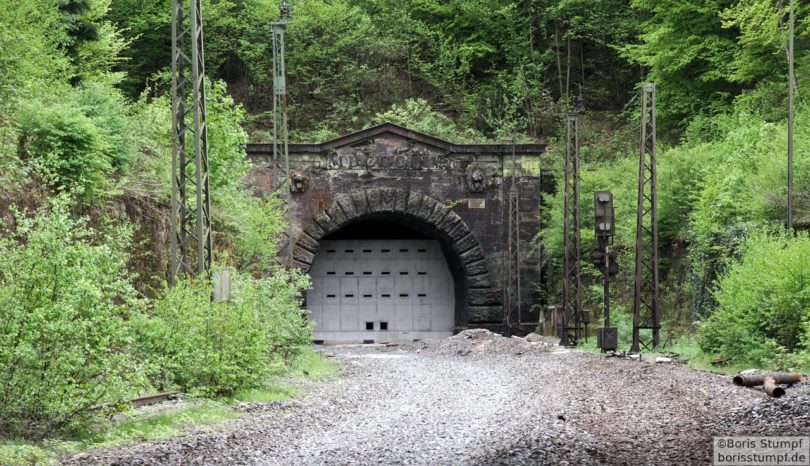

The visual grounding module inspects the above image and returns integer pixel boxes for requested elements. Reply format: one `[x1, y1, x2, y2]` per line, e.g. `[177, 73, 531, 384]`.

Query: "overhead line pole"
[559, 112, 582, 346]
[631, 83, 660, 352]
[271, 2, 293, 267]
[170, 0, 213, 282]
[788, 0, 794, 233]
[506, 135, 522, 334]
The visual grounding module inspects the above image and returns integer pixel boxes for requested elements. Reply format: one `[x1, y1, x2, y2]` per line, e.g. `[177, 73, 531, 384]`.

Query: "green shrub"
[15, 82, 136, 200]
[135, 269, 311, 397]
[0, 197, 144, 438]
[371, 99, 488, 143]
[698, 232, 810, 369]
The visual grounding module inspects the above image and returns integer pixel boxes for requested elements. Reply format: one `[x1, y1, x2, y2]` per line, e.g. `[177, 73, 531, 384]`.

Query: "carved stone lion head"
[467, 168, 487, 193]
[290, 171, 309, 193]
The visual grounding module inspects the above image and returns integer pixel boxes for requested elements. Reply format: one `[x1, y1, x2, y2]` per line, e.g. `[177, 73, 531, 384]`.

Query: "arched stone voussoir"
[404, 190, 423, 215]
[427, 202, 450, 226]
[350, 191, 370, 216]
[437, 210, 463, 233]
[334, 194, 358, 222]
[417, 196, 440, 221]
[296, 233, 319, 254]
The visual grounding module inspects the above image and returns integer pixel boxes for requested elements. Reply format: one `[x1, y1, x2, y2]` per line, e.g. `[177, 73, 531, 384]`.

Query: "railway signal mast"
[170, 0, 213, 282]
[271, 2, 293, 266]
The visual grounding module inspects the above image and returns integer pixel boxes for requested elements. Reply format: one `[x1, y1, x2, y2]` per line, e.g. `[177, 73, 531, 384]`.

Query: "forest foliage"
[0, 0, 310, 440]
[0, 0, 808, 441]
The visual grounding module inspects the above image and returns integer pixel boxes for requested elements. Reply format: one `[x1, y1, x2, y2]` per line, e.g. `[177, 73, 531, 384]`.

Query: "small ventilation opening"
[365, 322, 374, 330]
[363, 339, 374, 344]
[380, 322, 388, 331]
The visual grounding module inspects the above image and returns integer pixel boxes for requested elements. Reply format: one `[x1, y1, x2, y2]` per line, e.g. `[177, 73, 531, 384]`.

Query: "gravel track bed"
[66, 343, 808, 466]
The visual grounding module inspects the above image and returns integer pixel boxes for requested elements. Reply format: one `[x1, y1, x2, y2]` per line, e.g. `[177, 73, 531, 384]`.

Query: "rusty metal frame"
[505, 137, 522, 333]
[559, 114, 582, 346]
[170, 0, 212, 282]
[271, 3, 293, 267]
[631, 83, 660, 352]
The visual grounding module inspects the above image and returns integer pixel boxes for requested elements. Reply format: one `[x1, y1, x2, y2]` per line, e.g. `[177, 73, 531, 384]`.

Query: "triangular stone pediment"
[318, 123, 454, 152]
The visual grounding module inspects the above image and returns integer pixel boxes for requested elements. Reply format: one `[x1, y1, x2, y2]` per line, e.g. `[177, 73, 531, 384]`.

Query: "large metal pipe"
[763, 376, 786, 398]
[733, 373, 805, 387]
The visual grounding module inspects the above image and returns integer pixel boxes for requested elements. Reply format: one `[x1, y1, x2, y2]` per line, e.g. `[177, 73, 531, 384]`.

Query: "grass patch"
[0, 401, 240, 465]
[0, 346, 339, 465]
[233, 386, 297, 403]
[0, 441, 54, 466]
[287, 347, 339, 379]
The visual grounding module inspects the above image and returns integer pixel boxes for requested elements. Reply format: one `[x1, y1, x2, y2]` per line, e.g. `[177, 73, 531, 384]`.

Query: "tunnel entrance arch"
[293, 188, 492, 343]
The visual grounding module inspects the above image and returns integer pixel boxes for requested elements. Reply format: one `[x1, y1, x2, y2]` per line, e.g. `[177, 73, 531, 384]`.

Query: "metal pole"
[506, 136, 521, 334]
[171, 0, 212, 282]
[788, 0, 794, 233]
[191, 0, 212, 276]
[560, 113, 582, 346]
[631, 82, 660, 352]
[604, 239, 610, 329]
[271, 3, 293, 267]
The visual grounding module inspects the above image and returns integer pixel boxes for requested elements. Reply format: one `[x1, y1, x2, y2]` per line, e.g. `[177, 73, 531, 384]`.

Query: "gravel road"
[67, 336, 809, 466]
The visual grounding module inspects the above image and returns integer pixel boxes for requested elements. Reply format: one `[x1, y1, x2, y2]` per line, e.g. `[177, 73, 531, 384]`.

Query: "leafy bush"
[135, 269, 311, 397]
[698, 232, 810, 369]
[15, 82, 135, 200]
[0, 197, 145, 438]
[371, 99, 487, 143]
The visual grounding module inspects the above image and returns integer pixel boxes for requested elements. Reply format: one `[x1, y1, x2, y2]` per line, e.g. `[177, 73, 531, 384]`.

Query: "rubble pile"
[431, 329, 555, 356]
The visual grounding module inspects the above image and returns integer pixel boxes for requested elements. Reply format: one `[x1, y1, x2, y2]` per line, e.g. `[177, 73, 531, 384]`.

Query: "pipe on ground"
[733, 373, 805, 387]
[763, 376, 786, 398]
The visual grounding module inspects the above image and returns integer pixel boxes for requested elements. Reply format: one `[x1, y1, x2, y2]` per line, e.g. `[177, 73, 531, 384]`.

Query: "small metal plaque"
[468, 198, 486, 209]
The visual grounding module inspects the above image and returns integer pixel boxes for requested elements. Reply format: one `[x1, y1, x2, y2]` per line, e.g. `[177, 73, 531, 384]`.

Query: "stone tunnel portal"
[246, 123, 549, 344]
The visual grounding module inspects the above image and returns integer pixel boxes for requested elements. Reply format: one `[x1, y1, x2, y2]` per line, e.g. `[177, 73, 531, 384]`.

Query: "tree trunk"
[555, 22, 564, 98]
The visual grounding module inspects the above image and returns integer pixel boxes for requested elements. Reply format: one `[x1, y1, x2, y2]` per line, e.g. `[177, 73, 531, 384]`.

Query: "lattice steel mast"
[631, 83, 660, 352]
[505, 136, 521, 332]
[170, 0, 212, 282]
[559, 114, 582, 346]
[271, 2, 293, 266]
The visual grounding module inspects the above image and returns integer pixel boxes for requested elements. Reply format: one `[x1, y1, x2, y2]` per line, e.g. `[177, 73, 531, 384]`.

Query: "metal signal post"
[271, 2, 293, 266]
[170, 0, 213, 282]
[559, 113, 583, 346]
[631, 83, 660, 352]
